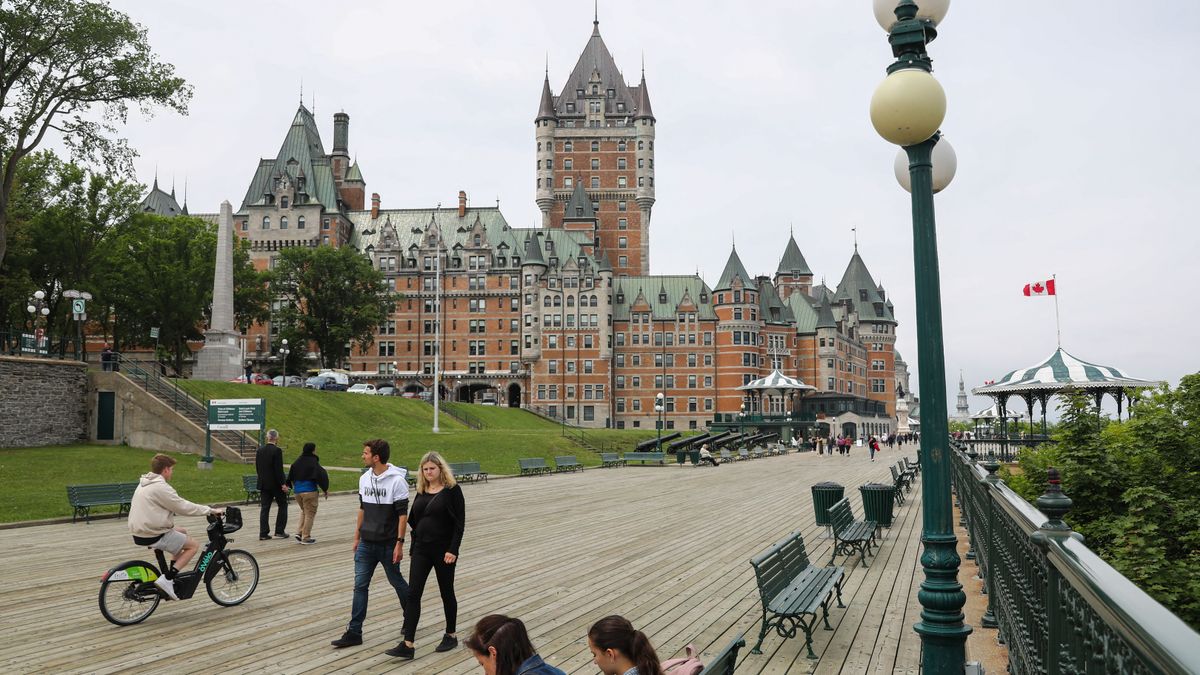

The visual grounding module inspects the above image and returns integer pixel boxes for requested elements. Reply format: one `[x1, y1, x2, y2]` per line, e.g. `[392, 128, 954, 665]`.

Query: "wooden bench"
[67, 482, 137, 523]
[623, 451, 665, 465]
[553, 455, 583, 473]
[518, 457, 551, 476]
[599, 452, 625, 468]
[828, 498, 877, 568]
[720, 449, 735, 463]
[242, 474, 260, 504]
[449, 461, 489, 483]
[749, 530, 845, 658]
[698, 633, 746, 675]
[899, 458, 918, 482]
[889, 465, 910, 505]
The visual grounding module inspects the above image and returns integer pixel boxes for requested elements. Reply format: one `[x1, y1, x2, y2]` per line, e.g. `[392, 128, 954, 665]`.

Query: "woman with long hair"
[464, 614, 566, 675]
[386, 451, 466, 660]
[587, 615, 664, 675]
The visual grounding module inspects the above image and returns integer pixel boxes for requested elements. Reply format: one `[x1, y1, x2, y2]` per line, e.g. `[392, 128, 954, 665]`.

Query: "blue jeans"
[348, 541, 409, 636]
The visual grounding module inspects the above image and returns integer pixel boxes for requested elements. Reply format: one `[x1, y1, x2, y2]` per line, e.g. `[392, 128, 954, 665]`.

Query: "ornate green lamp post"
[869, 0, 971, 670]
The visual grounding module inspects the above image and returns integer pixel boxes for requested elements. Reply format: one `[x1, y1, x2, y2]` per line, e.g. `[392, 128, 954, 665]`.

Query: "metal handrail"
[952, 446, 1200, 674]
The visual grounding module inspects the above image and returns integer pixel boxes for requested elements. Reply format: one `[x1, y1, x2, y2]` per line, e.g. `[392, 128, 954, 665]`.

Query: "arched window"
[474, 234, 481, 246]
[553, 296, 561, 307]
[564, 141, 573, 152]
[297, 216, 306, 229]
[618, 140, 627, 152]
[262, 216, 270, 229]
[638, 140, 644, 150]
[543, 296, 551, 307]
[566, 296, 575, 307]
[280, 216, 288, 229]
[590, 295, 599, 307]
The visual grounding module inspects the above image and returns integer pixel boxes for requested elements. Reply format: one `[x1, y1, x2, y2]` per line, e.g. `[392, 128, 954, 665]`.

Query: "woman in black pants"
[387, 451, 465, 660]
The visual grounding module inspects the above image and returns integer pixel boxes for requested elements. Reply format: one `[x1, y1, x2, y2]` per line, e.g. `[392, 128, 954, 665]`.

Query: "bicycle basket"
[222, 506, 243, 533]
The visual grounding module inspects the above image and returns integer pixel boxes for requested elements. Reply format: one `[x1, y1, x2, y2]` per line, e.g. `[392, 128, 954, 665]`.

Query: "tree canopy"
[271, 245, 394, 369]
[0, 0, 191, 265]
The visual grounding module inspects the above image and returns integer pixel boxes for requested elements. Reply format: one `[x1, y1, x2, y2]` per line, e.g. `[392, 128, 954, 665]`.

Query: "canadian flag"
[1023, 279, 1056, 296]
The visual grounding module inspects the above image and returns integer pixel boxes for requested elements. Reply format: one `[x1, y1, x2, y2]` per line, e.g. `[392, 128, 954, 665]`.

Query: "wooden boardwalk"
[0, 449, 934, 674]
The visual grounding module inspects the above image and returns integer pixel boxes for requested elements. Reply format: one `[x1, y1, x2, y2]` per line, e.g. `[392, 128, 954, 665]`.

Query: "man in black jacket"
[255, 429, 289, 540]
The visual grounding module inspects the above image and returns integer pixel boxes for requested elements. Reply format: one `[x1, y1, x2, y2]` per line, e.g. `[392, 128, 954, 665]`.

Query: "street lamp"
[26, 290, 50, 355]
[870, 0, 970, 670]
[654, 392, 665, 451]
[279, 339, 291, 380]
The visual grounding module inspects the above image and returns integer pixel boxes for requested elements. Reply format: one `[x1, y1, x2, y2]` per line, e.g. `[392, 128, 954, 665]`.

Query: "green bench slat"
[518, 457, 551, 476]
[553, 455, 583, 473]
[623, 451, 665, 465]
[697, 633, 746, 675]
[66, 482, 138, 523]
[449, 461, 489, 483]
[828, 498, 877, 568]
[749, 530, 845, 658]
[599, 453, 625, 468]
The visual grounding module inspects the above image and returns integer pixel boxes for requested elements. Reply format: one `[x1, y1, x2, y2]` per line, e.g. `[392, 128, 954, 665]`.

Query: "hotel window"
[591, 158, 600, 170]
[262, 216, 270, 229]
[564, 177, 573, 188]
[591, 176, 599, 188]
[618, 201, 627, 212]
[618, 255, 628, 267]
[618, 176, 627, 188]
[618, 237, 627, 249]
[564, 141, 573, 152]
[591, 141, 599, 151]
[618, 218, 628, 229]
[618, 158, 626, 170]
[297, 216, 305, 229]
[564, 158, 572, 170]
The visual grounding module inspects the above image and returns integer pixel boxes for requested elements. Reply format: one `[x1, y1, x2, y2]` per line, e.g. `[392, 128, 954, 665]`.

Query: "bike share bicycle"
[99, 506, 260, 625]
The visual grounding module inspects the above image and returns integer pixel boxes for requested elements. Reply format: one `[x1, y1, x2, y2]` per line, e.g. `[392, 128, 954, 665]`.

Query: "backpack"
[661, 644, 705, 675]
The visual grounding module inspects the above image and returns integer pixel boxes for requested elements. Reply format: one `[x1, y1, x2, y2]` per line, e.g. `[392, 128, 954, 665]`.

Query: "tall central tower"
[535, 16, 656, 277]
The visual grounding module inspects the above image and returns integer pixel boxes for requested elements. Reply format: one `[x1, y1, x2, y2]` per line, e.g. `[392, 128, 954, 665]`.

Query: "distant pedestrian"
[465, 614, 566, 675]
[255, 429, 289, 540]
[869, 435, 879, 462]
[698, 444, 719, 467]
[245, 361, 253, 383]
[391, 451, 466, 659]
[101, 345, 113, 371]
[331, 439, 411, 650]
[587, 615, 664, 675]
[286, 442, 329, 544]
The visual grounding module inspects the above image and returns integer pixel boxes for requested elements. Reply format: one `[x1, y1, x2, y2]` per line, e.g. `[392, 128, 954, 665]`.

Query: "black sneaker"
[385, 642, 414, 659]
[331, 631, 363, 648]
[301, 538, 316, 545]
[274, 532, 290, 539]
[259, 535, 271, 541]
[434, 634, 458, 653]
[294, 534, 302, 542]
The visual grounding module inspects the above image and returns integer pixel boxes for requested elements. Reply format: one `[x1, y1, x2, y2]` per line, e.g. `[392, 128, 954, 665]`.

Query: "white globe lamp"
[870, 68, 946, 146]
[874, 0, 950, 32]
[894, 137, 957, 193]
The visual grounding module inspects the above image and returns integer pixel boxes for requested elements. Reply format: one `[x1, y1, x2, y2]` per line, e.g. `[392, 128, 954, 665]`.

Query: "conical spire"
[563, 181, 595, 220]
[633, 69, 655, 121]
[714, 246, 751, 291]
[776, 233, 812, 276]
[522, 234, 546, 267]
[536, 72, 557, 122]
[816, 295, 837, 330]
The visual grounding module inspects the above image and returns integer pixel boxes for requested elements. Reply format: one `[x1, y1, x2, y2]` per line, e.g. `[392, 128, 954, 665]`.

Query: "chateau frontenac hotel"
[153, 17, 905, 438]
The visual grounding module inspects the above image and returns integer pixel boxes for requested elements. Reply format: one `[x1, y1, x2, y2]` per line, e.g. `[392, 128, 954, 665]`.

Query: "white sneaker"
[154, 575, 179, 600]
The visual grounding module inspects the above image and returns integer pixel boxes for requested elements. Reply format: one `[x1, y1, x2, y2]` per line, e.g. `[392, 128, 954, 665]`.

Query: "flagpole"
[1053, 273, 1061, 348]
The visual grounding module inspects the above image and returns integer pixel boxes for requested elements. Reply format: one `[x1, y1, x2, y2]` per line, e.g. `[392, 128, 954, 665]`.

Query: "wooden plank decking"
[0, 449, 934, 674]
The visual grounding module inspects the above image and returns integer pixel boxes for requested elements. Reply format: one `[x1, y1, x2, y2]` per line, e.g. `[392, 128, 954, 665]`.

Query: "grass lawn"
[0, 444, 363, 524]
[174, 381, 650, 474]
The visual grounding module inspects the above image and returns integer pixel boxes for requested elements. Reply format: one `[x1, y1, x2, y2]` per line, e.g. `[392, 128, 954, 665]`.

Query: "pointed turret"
[714, 246, 752, 291]
[563, 181, 595, 221]
[777, 233, 812, 276]
[833, 249, 896, 322]
[522, 234, 547, 268]
[816, 296, 837, 330]
[633, 70, 655, 121]
[536, 73, 557, 122]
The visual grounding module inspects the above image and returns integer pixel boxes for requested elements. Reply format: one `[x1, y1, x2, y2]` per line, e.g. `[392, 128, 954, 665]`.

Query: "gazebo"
[972, 347, 1164, 436]
[736, 369, 816, 414]
[969, 404, 1024, 439]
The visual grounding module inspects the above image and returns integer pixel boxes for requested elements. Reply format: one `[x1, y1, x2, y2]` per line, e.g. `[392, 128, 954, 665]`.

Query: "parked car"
[318, 377, 348, 392]
[347, 383, 378, 395]
[252, 374, 275, 385]
[377, 386, 397, 397]
[304, 375, 324, 389]
[272, 375, 304, 387]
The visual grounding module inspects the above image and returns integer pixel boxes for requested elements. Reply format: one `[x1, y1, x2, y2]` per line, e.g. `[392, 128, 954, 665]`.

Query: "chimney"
[371, 193, 380, 219]
[333, 112, 350, 154]
[458, 190, 467, 218]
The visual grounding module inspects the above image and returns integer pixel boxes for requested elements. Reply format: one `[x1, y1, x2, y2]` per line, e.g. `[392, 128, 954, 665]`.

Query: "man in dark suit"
[255, 428, 289, 540]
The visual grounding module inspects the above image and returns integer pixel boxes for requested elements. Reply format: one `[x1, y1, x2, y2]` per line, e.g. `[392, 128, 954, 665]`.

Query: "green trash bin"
[812, 482, 845, 530]
[859, 483, 896, 530]
[689, 449, 701, 465]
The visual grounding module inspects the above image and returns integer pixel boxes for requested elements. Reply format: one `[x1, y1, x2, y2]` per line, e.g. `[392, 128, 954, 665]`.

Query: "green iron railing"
[950, 441, 1200, 674]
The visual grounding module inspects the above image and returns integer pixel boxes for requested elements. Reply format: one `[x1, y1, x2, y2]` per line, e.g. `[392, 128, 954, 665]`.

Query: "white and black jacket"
[358, 464, 409, 543]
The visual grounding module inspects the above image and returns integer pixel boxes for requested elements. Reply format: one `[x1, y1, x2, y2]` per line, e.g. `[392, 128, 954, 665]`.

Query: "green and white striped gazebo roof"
[736, 369, 816, 392]
[972, 348, 1163, 396]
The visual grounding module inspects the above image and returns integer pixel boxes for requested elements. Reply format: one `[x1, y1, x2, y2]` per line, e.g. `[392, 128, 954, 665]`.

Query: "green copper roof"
[238, 104, 340, 213]
[345, 161, 363, 182]
[536, 75, 557, 121]
[786, 293, 820, 334]
[522, 234, 546, 266]
[714, 246, 752, 291]
[776, 234, 812, 276]
[613, 275, 716, 321]
[563, 182, 595, 221]
[758, 280, 794, 325]
[140, 178, 183, 216]
[833, 250, 895, 323]
[816, 296, 837, 329]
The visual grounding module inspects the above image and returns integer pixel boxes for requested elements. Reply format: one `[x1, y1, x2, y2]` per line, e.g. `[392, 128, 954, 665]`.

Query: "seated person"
[465, 614, 566, 675]
[128, 453, 224, 600]
[698, 444, 719, 467]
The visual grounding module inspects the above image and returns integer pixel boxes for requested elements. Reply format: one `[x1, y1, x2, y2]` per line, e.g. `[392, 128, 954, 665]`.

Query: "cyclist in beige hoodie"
[128, 454, 224, 599]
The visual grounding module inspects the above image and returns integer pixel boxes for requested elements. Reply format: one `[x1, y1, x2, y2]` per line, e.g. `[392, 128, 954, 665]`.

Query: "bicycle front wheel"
[99, 560, 162, 626]
[206, 549, 259, 606]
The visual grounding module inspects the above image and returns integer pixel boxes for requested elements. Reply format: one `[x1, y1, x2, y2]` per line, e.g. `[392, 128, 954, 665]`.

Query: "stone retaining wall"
[0, 356, 88, 447]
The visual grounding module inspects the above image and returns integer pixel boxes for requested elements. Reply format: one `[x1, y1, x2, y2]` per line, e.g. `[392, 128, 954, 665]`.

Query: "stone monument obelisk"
[193, 200, 243, 383]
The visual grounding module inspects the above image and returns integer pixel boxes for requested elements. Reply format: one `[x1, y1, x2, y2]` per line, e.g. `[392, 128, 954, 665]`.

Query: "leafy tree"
[95, 213, 269, 373]
[272, 245, 393, 368]
[0, 0, 191, 265]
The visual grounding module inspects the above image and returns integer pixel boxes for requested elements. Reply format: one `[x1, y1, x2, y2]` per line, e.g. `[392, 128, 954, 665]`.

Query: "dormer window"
[616, 292, 625, 303]
[473, 234, 481, 246]
[616, 102, 625, 113]
[576, 88, 584, 97]
[280, 196, 289, 209]
[607, 88, 615, 98]
[592, 85, 598, 94]
[566, 102, 575, 113]
[699, 292, 708, 304]
[659, 292, 668, 304]
[859, 290, 868, 301]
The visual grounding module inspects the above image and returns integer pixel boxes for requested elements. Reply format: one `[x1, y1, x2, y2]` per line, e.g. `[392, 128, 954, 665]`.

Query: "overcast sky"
[102, 0, 1200, 416]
